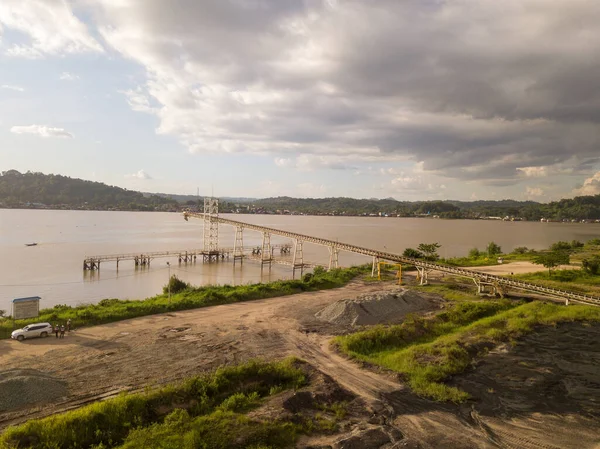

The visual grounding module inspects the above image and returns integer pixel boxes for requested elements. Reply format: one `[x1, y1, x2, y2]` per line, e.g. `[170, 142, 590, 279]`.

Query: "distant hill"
[2, 169, 600, 220]
[0, 170, 178, 211]
[151, 192, 256, 203]
[249, 195, 600, 221]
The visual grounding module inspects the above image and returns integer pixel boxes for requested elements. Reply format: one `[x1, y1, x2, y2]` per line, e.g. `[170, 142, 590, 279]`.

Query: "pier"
[83, 244, 292, 271]
[84, 197, 600, 307]
[181, 208, 600, 307]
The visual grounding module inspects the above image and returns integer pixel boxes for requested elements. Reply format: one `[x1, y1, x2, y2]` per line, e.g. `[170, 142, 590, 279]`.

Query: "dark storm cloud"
[96, 0, 600, 180]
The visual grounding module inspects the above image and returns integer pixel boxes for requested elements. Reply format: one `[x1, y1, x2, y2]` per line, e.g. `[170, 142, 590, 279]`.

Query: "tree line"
[0, 170, 178, 211]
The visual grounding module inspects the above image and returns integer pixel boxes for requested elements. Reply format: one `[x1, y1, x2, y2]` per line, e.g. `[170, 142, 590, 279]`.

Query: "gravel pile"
[0, 369, 67, 412]
[315, 289, 431, 327]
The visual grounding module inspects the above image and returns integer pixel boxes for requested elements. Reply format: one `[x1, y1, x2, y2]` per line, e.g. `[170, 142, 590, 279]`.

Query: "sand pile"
[0, 369, 67, 412]
[315, 289, 431, 327]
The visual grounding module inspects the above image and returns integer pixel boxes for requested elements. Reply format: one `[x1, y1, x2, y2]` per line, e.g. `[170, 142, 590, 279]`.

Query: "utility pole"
[166, 262, 171, 302]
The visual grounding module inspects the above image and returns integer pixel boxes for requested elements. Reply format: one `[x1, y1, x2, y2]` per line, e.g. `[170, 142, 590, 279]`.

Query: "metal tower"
[203, 197, 219, 254]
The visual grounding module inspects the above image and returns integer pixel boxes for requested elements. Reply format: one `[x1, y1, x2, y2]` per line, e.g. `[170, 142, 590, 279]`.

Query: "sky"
[1, 0, 599, 201]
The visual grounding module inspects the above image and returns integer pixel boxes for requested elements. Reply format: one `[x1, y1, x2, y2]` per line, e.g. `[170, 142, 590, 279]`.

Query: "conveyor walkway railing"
[184, 212, 600, 307]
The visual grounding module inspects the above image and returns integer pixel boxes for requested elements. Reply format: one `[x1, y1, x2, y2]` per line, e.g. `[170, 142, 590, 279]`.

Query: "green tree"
[582, 255, 600, 275]
[487, 242, 502, 257]
[468, 248, 481, 259]
[403, 248, 424, 259]
[0, 310, 5, 318]
[571, 240, 584, 249]
[163, 275, 190, 295]
[513, 246, 528, 254]
[417, 243, 441, 261]
[550, 241, 572, 252]
[532, 251, 570, 276]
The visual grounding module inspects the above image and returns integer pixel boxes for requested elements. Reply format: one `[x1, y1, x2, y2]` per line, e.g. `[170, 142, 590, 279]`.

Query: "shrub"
[468, 248, 480, 259]
[550, 241, 572, 252]
[417, 243, 441, 261]
[403, 248, 423, 259]
[571, 240, 584, 249]
[513, 246, 528, 254]
[163, 275, 191, 295]
[582, 255, 600, 275]
[486, 241, 502, 256]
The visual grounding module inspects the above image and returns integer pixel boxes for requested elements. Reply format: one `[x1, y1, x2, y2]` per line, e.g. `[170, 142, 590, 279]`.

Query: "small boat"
[25, 243, 38, 247]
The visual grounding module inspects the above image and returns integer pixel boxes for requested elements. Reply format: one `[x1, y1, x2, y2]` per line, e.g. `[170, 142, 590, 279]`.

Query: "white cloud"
[517, 166, 548, 178]
[10, 124, 74, 138]
[59, 72, 79, 81]
[120, 88, 155, 113]
[525, 186, 544, 197]
[296, 182, 327, 198]
[126, 169, 152, 180]
[0, 0, 103, 57]
[87, 0, 600, 191]
[274, 157, 292, 167]
[391, 176, 423, 191]
[1, 84, 24, 92]
[573, 172, 600, 196]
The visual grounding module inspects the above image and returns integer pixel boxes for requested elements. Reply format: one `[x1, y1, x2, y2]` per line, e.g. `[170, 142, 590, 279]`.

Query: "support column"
[292, 239, 304, 278]
[233, 226, 244, 266]
[416, 266, 428, 285]
[261, 232, 272, 271]
[371, 256, 379, 277]
[328, 245, 339, 271]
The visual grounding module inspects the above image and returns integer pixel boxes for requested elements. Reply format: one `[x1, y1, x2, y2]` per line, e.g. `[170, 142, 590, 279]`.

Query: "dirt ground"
[1, 279, 599, 448]
[470, 261, 574, 275]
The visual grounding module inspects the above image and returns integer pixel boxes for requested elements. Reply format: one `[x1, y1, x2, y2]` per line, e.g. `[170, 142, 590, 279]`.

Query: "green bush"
[582, 255, 600, 275]
[486, 241, 502, 256]
[403, 248, 423, 259]
[468, 248, 480, 259]
[163, 275, 190, 295]
[0, 359, 306, 449]
[571, 240, 584, 249]
[550, 241, 572, 252]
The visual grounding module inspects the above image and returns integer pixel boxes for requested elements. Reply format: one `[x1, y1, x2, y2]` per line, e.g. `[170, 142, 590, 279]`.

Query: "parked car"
[11, 322, 53, 341]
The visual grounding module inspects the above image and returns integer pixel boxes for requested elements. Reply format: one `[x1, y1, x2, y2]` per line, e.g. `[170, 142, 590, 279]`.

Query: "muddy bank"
[387, 322, 600, 449]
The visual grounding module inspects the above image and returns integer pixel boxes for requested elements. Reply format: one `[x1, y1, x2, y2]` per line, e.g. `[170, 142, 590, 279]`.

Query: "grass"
[336, 300, 600, 403]
[0, 358, 343, 449]
[413, 283, 479, 302]
[511, 270, 600, 296]
[0, 265, 370, 340]
[442, 256, 501, 267]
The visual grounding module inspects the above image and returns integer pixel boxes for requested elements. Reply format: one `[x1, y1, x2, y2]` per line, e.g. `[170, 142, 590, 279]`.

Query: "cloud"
[87, 0, 600, 188]
[4, 0, 598, 195]
[126, 169, 152, 180]
[274, 157, 292, 168]
[0, 0, 103, 57]
[518, 166, 548, 178]
[59, 72, 79, 81]
[525, 186, 545, 197]
[10, 125, 74, 138]
[1, 84, 24, 92]
[573, 172, 600, 196]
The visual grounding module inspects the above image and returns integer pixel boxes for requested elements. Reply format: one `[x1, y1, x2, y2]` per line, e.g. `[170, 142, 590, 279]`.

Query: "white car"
[11, 322, 53, 341]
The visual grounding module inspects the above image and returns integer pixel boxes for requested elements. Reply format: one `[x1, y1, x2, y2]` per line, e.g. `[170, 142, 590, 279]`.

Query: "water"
[1, 209, 599, 312]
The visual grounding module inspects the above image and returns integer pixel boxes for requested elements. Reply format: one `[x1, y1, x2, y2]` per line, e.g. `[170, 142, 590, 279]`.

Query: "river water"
[1, 209, 599, 312]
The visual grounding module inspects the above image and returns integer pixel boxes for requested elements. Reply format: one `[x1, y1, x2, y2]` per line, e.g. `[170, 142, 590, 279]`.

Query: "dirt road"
[1, 281, 599, 448]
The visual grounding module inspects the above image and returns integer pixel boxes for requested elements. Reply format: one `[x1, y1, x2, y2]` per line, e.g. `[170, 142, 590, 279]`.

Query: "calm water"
[1, 209, 599, 312]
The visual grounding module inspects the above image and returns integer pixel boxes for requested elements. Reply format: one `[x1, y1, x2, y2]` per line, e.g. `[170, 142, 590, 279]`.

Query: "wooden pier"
[83, 244, 292, 270]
